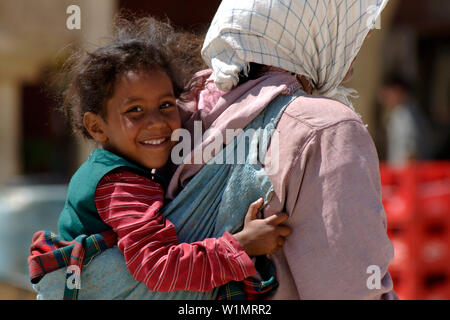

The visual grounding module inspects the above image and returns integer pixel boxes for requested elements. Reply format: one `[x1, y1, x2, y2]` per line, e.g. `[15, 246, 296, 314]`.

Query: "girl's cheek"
[122, 116, 140, 129]
[171, 110, 182, 130]
[173, 118, 182, 131]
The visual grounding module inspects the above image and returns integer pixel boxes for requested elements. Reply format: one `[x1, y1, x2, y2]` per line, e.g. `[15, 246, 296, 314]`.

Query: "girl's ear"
[83, 112, 108, 143]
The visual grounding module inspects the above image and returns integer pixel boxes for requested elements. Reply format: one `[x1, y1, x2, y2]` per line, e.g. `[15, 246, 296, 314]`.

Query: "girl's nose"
[144, 111, 167, 129]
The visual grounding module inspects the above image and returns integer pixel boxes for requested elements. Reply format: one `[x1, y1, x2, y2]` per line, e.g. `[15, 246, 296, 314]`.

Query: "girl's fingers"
[277, 226, 291, 237]
[271, 244, 281, 253]
[272, 237, 286, 253]
[245, 198, 264, 222]
[265, 213, 289, 225]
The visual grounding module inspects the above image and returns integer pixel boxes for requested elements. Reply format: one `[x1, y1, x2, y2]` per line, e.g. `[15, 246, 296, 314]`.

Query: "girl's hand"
[233, 198, 291, 256]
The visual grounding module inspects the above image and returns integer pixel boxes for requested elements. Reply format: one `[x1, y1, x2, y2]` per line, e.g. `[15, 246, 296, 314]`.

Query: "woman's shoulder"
[283, 94, 364, 130]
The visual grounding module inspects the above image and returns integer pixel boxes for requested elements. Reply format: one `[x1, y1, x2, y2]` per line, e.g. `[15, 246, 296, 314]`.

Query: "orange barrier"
[381, 162, 450, 300]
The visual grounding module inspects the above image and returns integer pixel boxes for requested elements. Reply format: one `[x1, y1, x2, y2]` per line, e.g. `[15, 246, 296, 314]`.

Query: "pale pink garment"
[169, 70, 397, 300]
[198, 74, 226, 113]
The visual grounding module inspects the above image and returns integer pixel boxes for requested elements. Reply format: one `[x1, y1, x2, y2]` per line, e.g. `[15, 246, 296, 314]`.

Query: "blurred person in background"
[378, 75, 432, 166]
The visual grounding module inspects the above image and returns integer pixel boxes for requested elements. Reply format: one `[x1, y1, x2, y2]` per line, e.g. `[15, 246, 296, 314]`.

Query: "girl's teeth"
[143, 139, 166, 145]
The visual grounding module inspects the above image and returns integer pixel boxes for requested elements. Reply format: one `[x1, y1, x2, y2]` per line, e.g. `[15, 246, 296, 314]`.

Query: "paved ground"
[0, 282, 36, 300]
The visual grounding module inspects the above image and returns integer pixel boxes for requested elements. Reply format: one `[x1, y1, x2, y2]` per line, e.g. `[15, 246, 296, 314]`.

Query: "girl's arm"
[95, 168, 256, 292]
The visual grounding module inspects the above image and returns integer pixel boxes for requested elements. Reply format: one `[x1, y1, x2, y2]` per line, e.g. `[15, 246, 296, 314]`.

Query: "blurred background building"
[0, 0, 448, 299]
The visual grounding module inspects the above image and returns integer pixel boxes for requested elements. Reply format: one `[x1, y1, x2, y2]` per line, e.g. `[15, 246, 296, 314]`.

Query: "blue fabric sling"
[33, 90, 302, 300]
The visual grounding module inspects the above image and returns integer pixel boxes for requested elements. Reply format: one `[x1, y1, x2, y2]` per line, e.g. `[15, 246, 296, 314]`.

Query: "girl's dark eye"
[160, 102, 175, 109]
[126, 106, 143, 113]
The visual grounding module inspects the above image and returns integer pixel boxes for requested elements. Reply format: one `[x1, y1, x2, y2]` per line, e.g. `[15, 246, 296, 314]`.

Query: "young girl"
[52, 16, 290, 294]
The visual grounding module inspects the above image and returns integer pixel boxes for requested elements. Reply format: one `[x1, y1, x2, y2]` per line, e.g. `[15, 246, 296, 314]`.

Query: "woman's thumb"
[245, 198, 263, 223]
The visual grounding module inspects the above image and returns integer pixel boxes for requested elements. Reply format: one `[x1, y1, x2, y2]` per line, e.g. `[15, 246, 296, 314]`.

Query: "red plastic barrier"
[381, 161, 450, 300]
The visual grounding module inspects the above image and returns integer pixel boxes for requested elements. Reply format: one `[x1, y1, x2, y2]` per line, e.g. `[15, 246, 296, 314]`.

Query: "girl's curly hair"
[61, 14, 206, 139]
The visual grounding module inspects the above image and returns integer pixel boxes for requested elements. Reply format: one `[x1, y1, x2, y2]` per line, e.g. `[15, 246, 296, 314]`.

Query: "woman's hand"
[233, 198, 291, 256]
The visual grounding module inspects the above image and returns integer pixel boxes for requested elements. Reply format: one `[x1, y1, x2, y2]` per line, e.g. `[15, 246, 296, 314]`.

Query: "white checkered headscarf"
[202, 0, 389, 107]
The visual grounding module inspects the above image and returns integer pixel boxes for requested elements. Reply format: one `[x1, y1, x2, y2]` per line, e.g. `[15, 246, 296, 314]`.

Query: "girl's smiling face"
[84, 68, 181, 169]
